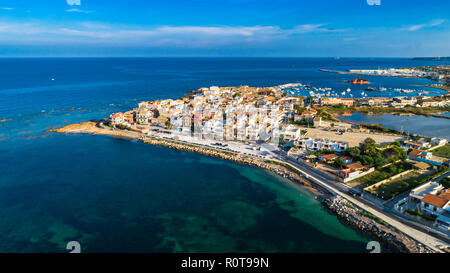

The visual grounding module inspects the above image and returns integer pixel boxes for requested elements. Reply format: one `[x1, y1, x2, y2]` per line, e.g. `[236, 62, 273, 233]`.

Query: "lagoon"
[339, 112, 450, 139]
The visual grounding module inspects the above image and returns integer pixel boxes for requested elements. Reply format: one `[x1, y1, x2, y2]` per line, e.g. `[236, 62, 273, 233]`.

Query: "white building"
[110, 112, 124, 126]
[295, 137, 348, 152]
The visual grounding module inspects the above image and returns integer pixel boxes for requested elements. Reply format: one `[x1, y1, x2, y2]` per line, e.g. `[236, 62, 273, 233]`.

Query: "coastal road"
[261, 146, 449, 252]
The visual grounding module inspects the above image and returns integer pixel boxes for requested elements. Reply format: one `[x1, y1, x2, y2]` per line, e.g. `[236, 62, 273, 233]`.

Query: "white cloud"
[0, 7, 15, 10]
[0, 21, 348, 47]
[66, 0, 81, 6]
[287, 24, 348, 34]
[66, 8, 93, 14]
[403, 19, 445, 31]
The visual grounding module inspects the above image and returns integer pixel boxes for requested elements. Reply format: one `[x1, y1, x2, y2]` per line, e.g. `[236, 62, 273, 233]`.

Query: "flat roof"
[411, 181, 443, 199]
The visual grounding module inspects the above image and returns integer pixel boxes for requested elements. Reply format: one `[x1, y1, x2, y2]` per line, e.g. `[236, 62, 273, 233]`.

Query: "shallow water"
[1, 57, 446, 252]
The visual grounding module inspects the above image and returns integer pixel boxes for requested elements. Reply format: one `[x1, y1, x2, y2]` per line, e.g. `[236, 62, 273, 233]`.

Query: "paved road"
[263, 148, 449, 252]
[434, 170, 450, 183]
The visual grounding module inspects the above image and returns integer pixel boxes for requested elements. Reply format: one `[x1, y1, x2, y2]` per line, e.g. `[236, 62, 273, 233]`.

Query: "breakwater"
[323, 196, 435, 253]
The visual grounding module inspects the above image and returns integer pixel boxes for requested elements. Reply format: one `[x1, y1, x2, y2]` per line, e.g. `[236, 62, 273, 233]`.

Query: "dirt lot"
[304, 127, 405, 147]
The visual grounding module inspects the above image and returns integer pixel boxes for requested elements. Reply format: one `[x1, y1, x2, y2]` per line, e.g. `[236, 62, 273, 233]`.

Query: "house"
[339, 162, 374, 182]
[300, 110, 316, 121]
[409, 181, 444, 203]
[410, 183, 450, 231]
[414, 161, 431, 170]
[404, 140, 431, 149]
[319, 154, 339, 163]
[320, 97, 354, 107]
[136, 108, 151, 125]
[408, 149, 426, 160]
[344, 162, 365, 171]
[295, 137, 348, 152]
[420, 190, 450, 218]
[430, 138, 447, 146]
[123, 111, 135, 124]
[366, 97, 391, 107]
[341, 156, 353, 164]
[110, 112, 124, 126]
[408, 149, 444, 166]
[313, 117, 322, 127]
[418, 98, 443, 107]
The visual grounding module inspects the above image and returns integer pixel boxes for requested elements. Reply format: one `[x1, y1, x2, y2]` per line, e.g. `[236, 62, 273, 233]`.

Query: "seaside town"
[56, 66, 450, 253]
[323, 65, 450, 88]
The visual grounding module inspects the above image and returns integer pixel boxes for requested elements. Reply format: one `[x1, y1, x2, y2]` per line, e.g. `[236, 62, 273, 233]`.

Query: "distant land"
[412, 57, 450, 61]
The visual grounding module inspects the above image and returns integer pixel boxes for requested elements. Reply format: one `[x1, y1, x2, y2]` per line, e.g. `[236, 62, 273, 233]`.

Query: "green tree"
[374, 155, 387, 167]
[348, 147, 361, 158]
[334, 158, 345, 169]
[440, 177, 450, 188]
[165, 119, 173, 129]
[388, 164, 398, 174]
[362, 155, 374, 166]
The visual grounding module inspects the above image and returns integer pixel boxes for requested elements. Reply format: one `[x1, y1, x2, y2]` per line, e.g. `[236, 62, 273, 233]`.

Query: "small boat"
[365, 87, 376, 91]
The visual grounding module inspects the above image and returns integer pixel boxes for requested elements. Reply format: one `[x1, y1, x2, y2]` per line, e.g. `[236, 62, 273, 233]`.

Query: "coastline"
[319, 68, 423, 79]
[51, 121, 437, 253]
[325, 106, 450, 120]
[319, 69, 449, 94]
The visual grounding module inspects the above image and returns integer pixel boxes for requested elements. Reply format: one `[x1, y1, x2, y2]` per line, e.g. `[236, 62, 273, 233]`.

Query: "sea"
[1, 57, 449, 253]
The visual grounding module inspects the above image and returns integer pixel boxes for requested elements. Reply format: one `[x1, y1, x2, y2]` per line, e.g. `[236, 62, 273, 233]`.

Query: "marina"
[282, 81, 444, 99]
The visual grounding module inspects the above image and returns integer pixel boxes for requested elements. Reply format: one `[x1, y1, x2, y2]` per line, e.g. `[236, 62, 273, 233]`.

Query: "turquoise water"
[2, 58, 447, 252]
[0, 134, 369, 252]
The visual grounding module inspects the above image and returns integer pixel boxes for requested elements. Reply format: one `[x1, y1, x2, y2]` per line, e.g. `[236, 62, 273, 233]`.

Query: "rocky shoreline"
[53, 121, 438, 253]
[323, 196, 436, 253]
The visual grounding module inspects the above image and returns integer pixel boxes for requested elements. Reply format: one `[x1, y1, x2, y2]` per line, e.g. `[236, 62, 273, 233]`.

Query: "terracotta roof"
[321, 154, 339, 160]
[111, 112, 123, 118]
[438, 190, 450, 201]
[345, 162, 364, 170]
[302, 110, 315, 115]
[408, 149, 423, 157]
[422, 194, 449, 208]
[405, 141, 422, 147]
[414, 162, 431, 170]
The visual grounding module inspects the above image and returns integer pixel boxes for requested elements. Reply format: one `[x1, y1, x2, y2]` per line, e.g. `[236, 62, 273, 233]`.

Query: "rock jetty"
[324, 196, 436, 253]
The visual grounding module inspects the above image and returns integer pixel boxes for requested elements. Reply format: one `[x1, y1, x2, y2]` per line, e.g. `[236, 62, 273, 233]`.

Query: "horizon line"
[0, 56, 446, 59]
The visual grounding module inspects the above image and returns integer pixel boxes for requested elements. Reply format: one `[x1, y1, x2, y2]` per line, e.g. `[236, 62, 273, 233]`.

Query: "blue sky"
[0, 0, 448, 57]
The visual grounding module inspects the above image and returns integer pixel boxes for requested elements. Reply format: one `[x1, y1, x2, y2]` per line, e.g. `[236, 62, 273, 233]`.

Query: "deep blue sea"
[1, 58, 449, 253]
